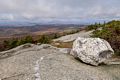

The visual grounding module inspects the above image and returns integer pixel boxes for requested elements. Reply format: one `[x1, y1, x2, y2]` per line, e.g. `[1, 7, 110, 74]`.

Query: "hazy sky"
[0, 0, 120, 20]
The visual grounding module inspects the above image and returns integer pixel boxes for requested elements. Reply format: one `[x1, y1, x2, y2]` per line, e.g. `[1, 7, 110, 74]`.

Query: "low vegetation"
[85, 22, 102, 31]
[86, 20, 120, 56]
[0, 29, 80, 51]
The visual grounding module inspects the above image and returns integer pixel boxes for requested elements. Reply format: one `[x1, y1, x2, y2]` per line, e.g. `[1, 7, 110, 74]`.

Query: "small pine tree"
[3, 40, 10, 50]
[24, 36, 33, 43]
[9, 40, 18, 48]
[38, 35, 51, 44]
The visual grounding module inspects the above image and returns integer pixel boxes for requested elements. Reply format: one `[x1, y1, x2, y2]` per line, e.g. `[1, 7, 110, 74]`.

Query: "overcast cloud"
[0, 0, 120, 20]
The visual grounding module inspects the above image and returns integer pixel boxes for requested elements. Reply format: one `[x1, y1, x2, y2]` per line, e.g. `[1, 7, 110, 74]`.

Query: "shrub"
[9, 40, 18, 48]
[0, 29, 80, 51]
[38, 35, 51, 44]
[92, 20, 120, 56]
[24, 36, 33, 43]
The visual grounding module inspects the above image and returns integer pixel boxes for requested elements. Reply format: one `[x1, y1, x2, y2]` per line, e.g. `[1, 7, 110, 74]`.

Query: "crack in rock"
[34, 57, 44, 80]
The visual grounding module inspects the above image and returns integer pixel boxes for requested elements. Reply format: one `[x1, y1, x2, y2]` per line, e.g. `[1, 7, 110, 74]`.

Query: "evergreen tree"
[38, 35, 51, 44]
[24, 36, 33, 43]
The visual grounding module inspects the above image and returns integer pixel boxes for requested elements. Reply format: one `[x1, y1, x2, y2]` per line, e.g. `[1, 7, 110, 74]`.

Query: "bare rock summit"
[0, 43, 120, 80]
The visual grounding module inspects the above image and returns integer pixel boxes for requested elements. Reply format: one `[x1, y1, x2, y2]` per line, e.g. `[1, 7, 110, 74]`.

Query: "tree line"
[86, 20, 120, 56]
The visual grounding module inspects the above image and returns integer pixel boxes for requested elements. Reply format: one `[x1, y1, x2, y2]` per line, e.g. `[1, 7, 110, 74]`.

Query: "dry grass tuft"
[51, 41, 73, 48]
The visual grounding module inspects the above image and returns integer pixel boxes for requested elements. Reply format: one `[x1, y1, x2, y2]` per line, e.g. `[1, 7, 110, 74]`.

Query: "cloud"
[0, 0, 120, 20]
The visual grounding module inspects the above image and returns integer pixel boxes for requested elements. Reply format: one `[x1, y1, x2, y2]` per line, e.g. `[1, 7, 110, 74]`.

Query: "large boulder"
[70, 37, 114, 66]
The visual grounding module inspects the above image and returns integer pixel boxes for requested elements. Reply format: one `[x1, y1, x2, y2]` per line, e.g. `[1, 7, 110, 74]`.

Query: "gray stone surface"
[39, 53, 120, 80]
[53, 30, 93, 42]
[0, 43, 120, 80]
[70, 37, 114, 66]
[0, 44, 58, 80]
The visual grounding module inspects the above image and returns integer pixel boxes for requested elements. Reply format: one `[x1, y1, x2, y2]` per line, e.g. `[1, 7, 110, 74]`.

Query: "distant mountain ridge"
[0, 18, 115, 27]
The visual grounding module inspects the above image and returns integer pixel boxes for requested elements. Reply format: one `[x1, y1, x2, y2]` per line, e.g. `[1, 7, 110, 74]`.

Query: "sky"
[0, 0, 120, 21]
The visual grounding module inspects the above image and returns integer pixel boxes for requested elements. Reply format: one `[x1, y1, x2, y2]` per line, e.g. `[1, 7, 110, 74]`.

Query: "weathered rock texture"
[0, 43, 120, 80]
[53, 30, 93, 42]
[70, 37, 114, 66]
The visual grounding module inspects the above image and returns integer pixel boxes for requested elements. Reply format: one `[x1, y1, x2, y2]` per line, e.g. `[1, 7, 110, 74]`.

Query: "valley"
[0, 24, 85, 41]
